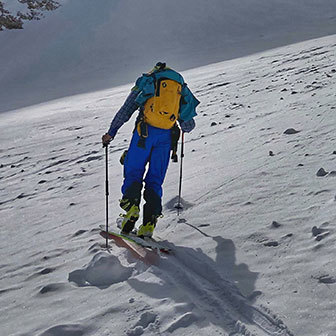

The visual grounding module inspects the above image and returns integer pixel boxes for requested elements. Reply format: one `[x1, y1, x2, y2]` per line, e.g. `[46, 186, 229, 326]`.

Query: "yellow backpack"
[143, 78, 182, 129]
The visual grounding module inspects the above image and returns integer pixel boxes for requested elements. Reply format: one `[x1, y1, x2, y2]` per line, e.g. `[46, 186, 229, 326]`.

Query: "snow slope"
[1, 0, 336, 113]
[1, 34, 336, 335]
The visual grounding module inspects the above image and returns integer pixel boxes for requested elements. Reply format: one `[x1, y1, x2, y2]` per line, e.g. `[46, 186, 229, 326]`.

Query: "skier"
[102, 62, 199, 238]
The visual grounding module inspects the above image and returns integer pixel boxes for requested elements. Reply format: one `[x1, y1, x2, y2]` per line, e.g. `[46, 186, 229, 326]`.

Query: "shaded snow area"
[1, 34, 336, 335]
[1, 0, 336, 112]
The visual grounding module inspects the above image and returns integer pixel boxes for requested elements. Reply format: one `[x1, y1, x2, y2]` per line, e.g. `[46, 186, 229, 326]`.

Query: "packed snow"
[1, 0, 336, 112]
[1, 33, 336, 335]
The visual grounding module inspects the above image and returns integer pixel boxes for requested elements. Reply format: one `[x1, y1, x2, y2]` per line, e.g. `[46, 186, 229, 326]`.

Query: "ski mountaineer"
[102, 62, 200, 238]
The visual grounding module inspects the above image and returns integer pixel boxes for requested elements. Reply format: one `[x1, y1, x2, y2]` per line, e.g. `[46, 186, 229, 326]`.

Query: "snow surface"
[1, 0, 336, 113]
[1, 34, 336, 335]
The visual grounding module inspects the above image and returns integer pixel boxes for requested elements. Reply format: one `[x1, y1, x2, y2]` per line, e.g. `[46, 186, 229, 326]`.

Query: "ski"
[99, 224, 171, 254]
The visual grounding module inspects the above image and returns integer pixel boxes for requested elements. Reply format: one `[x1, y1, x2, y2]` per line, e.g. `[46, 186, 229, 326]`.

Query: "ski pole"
[104, 144, 109, 248]
[176, 132, 185, 215]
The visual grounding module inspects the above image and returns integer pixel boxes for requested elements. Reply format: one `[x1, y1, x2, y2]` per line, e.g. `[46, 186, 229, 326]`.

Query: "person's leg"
[120, 131, 152, 232]
[138, 128, 171, 237]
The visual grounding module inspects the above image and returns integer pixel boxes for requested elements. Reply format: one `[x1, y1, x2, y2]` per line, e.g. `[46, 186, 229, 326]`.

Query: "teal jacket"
[133, 68, 199, 122]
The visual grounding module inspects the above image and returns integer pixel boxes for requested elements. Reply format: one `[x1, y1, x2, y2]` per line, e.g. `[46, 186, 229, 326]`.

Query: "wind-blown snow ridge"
[1, 34, 336, 335]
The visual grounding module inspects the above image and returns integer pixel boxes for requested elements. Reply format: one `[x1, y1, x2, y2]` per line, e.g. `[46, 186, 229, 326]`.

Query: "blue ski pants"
[122, 125, 171, 218]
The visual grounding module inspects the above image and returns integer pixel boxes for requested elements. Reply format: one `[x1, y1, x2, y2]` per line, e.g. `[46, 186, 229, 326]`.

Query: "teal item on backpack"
[180, 84, 200, 121]
[133, 75, 155, 105]
[133, 68, 199, 122]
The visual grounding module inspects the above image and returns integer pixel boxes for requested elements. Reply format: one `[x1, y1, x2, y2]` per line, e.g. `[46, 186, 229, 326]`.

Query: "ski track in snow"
[131, 245, 294, 336]
[1, 35, 336, 335]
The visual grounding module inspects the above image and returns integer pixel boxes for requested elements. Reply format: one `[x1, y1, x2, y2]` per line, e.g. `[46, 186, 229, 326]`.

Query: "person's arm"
[178, 84, 198, 133]
[179, 118, 195, 133]
[102, 89, 139, 145]
[107, 90, 139, 138]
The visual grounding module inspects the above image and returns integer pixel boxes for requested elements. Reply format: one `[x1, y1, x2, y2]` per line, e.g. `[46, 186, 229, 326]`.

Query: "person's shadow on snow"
[127, 222, 262, 334]
[212, 235, 260, 301]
